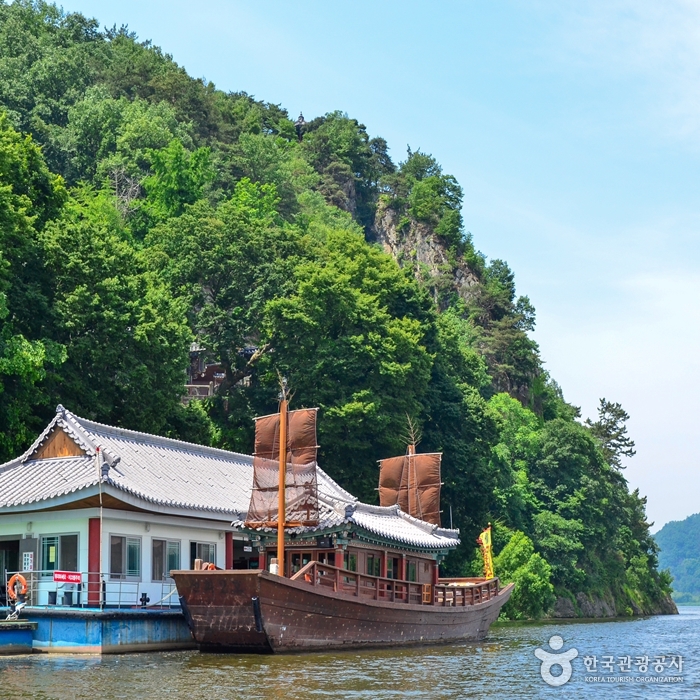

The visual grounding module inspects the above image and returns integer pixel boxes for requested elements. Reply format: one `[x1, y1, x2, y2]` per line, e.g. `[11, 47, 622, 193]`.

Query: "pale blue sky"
[65, 0, 700, 528]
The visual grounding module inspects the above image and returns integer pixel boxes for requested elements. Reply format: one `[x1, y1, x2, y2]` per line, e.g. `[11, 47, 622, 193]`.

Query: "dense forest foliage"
[656, 514, 700, 604]
[0, 1, 673, 617]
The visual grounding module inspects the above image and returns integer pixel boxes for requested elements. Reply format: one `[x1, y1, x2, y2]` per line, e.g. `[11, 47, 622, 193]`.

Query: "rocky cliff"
[551, 593, 678, 619]
[373, 200, 480, 310]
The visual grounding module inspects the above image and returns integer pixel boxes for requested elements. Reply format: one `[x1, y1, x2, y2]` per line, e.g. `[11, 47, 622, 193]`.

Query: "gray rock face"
[374, 203, 478, 307]
[551, 592, 679, 619]
[651, 594, 679, 615]
[551, 596, 576, 618]
[575, 592, 617, 618]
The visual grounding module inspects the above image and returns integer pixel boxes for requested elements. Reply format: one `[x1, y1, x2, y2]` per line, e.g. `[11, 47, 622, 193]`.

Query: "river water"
[1, 607, 699, 699]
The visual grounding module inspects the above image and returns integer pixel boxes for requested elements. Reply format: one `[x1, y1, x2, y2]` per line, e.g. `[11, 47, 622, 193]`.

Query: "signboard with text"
[53, 571, 81, 584]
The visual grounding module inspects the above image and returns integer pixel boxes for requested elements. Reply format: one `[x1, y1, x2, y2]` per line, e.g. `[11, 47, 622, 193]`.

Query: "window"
[110, 536, 141, 579]
[41, 534, 78, 575]
[317, 552, 333, 566]
[407, 561, 417, 582]
[290, 551, 313, 574]
[343, 552, 357, 572]
[366, 554, 381, 577]
[386, 556, 400, 580]
[152, 540, 181, 581]
[189, 541, 216, 568]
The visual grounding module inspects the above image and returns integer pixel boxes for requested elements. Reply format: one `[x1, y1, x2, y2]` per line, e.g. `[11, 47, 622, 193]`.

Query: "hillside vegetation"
[656, 514, 700, 604]
[0, 0, 674, 618]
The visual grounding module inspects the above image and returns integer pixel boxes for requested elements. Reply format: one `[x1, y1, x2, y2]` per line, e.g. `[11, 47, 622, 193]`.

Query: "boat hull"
[171, 570, 514, 653]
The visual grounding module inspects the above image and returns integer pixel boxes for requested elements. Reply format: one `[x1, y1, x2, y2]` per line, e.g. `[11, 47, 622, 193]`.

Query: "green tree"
[264, 225, 433, 500]
[585, 398, 636, 469]
[494, 531, 555, 619]
[0, 111, 66, 460]
[40, 188, 191, 433]
[301, 111, 394, 230]
[143, 138, 213, 218]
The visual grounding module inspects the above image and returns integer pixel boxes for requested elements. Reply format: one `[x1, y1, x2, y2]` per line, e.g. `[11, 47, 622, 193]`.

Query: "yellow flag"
[478, 525, 494, 579]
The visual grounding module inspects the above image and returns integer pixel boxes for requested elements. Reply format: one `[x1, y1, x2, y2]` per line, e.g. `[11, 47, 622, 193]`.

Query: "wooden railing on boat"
[289, 561, 500, 607]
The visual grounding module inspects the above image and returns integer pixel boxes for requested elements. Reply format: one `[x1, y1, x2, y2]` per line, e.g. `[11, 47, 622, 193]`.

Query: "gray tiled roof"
[244, 501, 460, 551]
[351, 504, 460, 549]
[0, 406, 460, 549]
[237, 476, 460, 550]
[0, 405, 254, 515]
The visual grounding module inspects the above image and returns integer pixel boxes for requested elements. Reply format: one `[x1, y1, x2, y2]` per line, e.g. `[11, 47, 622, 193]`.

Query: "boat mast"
[407, 442, 416, 518]
[277, 380, 288, 577]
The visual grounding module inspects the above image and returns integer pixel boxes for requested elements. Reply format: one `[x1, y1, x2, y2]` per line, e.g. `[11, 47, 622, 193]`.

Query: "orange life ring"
[7, 573, 27, 599]
[205, 562, 216, 570]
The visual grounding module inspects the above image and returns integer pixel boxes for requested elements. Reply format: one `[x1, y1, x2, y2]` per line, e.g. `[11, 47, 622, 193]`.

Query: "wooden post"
[431, 560, 439, 606]
[399, 553, 406, 581]
[225, 532, 233, 570]
[334, 547, 344, 569]
[380, 552, 388, 579]
[277, 395, 287, 578]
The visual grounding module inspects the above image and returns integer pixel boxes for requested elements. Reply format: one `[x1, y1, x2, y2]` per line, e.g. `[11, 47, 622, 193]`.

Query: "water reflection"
[1, 609, 699, 699]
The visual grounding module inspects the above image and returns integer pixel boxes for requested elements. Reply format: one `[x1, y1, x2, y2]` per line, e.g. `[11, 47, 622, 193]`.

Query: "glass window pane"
[60, 535, 78, 571]
[126, 538, 140, 578]
[152, 539, 165, 581]
[42, 536, 59, 572]
[345, 553, 356, 572]
[205, 544, 216, 563]
[110, 536, 124, 577]
[166, 541, 180, 576]
[191, 542, 216, 567]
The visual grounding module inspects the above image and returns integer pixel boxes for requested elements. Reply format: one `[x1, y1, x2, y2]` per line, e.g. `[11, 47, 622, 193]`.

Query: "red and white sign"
[53, 571, 82, 584]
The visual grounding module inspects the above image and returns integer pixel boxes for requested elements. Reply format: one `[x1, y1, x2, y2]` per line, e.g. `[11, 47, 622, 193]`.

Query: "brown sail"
[246, 408, 319, 526]
[378, 451, 442, 525]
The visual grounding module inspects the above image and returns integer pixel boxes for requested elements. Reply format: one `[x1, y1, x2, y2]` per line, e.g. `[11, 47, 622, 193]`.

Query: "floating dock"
[0, 620, 37, 655]
[0, 608, 194, 654]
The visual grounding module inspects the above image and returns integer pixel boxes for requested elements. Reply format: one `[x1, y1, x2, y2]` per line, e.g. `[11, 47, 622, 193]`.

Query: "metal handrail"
[3, 570, 178, 610]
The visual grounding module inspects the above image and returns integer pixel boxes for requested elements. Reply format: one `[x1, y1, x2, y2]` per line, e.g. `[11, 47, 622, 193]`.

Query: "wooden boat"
[172, 566, 512, 652]
[172, 384, 513, 653]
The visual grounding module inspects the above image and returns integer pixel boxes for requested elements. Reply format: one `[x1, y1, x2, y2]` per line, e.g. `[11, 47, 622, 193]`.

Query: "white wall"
[102, 512, 227, 606]
[0, 507, 237, 607]
[0, 512, 90, 571]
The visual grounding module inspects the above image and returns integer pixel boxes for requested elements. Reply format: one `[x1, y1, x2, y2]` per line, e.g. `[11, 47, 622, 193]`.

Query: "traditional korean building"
[0, 405, 459, 611]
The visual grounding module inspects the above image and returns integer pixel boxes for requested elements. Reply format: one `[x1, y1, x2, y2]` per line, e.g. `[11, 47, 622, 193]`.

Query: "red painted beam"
[88, 518, 100, 606]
